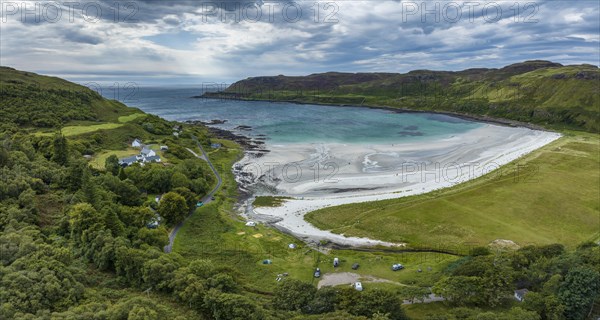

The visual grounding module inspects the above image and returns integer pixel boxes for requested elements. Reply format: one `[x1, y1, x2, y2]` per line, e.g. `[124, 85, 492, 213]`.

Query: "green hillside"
[205, 60, 600, 132]
[0, 66, 138, 130]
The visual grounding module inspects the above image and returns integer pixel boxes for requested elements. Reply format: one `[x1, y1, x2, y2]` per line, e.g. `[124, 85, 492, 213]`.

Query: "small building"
[83, 154, 93, 160]
[140, 146, 156, 158]
[132, 138, 143, 148]
[514, 289, 529, 302]
[144, 155, 161, 163]
[245, 221, 257, 227]
[211, 143, 222, 149]
[173, 132, 180, 137]
[119, 156, 138, 167]
[160, 145, 169, 151]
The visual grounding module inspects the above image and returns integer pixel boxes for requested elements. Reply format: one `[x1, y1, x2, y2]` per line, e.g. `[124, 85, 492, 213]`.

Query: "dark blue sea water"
[104, 86, 481, 144]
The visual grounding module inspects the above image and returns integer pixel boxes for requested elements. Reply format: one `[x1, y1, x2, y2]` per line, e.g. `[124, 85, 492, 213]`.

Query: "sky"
[0, 0, 599, 85]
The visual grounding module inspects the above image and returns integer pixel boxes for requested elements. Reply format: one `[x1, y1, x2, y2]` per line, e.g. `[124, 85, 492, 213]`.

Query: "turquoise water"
[112, 87, 482, 144]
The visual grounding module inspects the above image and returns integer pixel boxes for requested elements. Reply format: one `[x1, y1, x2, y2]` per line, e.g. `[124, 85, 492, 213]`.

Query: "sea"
[101, 86, 482, 144]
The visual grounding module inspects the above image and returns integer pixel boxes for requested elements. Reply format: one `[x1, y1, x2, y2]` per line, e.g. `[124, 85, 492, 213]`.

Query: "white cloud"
[0, 0, 597, 84]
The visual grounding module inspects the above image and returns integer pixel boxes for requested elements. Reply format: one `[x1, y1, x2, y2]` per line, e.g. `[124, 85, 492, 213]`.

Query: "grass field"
[306, 132, 600, 249]
[118, 113, 146, 123]
[90, 148, 140, 169]
[36, 123, 124, 137]
[253, 196, 292, 207]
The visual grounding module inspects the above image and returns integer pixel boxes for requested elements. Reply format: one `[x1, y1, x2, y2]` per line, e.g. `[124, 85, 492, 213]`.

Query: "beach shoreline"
[234, 124, 561, 247]
[186, 107, 562, 247]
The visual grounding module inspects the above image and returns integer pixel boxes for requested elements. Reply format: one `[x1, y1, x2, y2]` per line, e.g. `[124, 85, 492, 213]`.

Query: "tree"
[170, 172, 190, 189]
[142, 255, 181, 292]
[482, 260, 514, 307]
[80, 168, 98, 207]
[207, 273, 238, 293]
[118, 167, 128, 180]
[304, 286, 338, 314]
[432, 276, 484, 306]
[51, 133, 68, 166]
[399, 286, 431, 304]
[558, 266, 600, 319]
[272, 279, 317, 311]
[173, 187, 197, 211]
[203, 289, 264, 320]
[116, 179, 143, 206]
[68, 203, 103, 245]
[157, 192, 189, 226]
[105, 154, 120, 176]
[354, 289, 405, 320]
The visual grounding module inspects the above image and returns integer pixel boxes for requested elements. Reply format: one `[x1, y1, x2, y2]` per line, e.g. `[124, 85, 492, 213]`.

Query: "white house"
[132, 138, 143, 148]
[140, 146, 156, 157]
[119, 146, 161, 167]
[173, 132, 180, 137]
[514, 289, 529, 302]
[160, 145, 169, 151]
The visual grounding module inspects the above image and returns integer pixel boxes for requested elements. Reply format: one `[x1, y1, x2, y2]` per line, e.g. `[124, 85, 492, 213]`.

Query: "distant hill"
[0, 66, 137, 130]
[204, 61, 600, 131]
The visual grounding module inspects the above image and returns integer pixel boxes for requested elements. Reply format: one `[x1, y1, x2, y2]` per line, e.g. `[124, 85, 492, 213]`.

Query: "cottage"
[132, 138, 143, 148]
[211, 143, 222, 149]
[173, 132, 180, 137]
[160, 145, 169, 151]
[514, 289, 529, 302]
[245, 221, 257, 227]
[119, 156, 138, 167]
[141, 146, 156, 157]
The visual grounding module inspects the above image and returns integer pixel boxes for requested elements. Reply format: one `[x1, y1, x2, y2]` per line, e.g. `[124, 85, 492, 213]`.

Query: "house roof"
[145, 155, 161, 162]
[514, 289, 529, 297]
[141, 147, 153, 155]
[119, 156, 138, 164]
[133, 138, 142, 143]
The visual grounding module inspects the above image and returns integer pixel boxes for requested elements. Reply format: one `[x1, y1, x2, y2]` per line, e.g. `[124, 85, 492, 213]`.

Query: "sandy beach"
[236, 124, 562, 246]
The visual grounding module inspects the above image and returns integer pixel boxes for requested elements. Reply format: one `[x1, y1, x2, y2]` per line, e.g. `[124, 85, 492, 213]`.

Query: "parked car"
[352, 263, 360, 270]
[196, 201, 204, 207]
[333, 258, 339, 267]
[354, 282, 363, 291]
[211, 196, 215, 201]
[314, 268, 321, 278]
[392, 263, 404, 271]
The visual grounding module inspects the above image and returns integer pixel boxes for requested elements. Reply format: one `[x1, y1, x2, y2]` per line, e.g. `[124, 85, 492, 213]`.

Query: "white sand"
[236, 124, 561, 247]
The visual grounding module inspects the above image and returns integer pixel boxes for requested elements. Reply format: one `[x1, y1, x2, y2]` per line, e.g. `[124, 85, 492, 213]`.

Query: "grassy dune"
[306, 132, 600, 248]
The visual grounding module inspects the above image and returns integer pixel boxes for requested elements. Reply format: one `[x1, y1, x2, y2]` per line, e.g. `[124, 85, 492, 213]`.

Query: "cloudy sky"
[1, 0, 598, 85]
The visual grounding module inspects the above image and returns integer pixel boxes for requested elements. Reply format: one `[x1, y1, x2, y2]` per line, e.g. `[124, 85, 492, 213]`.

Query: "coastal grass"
[35, 123, 124, 137]
[306, 132, 600, 249]
[89, 148, 139, 169]
[118, 113, 146, 123]
[253, 196, 293, 208]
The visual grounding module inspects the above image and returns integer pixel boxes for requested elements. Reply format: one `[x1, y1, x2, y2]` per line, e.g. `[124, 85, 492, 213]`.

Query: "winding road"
[164, 135, 223, 253]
